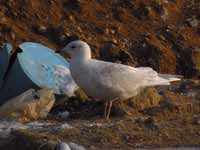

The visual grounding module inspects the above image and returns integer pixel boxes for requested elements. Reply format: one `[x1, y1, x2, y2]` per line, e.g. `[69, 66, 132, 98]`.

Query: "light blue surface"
[17, 42, 76, 95]
[19, 42, 69, 68]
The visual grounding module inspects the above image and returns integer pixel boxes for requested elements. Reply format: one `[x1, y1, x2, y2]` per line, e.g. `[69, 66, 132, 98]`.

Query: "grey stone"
[68, 142, 86, 150]
[56, 111, 70, 120]
[56, 142, 71, 150]
[187, 17, 199, 27]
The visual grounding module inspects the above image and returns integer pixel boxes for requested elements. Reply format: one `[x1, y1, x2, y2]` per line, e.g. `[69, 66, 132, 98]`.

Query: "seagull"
[61, 40, 181, 120]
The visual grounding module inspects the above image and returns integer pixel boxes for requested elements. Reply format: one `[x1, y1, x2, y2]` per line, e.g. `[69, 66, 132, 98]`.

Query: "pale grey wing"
[87, 60, 151, 90]
[88, 61, 170, 89]
[135, 67, 176, 86]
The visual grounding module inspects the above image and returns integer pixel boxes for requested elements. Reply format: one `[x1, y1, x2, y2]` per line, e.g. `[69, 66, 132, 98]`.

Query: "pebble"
[77, 26, 82, 33]
[59, 123, 73, 129]
[56, 142, 71, 150]
[69, 15, 74, 21]
[0, 17, 7, 23]
[158, 34, 166, 41]
[38, 25, 47, 34]
[55, 142, 86, 150]
[105, 28, 110, 34]
[53, 123, 73, 131]
[110, 29, 115, 34]
[56, 111, 70, 120]
[161, 7, 169, 20]
[142, 43, 147, 48]
[112, 39, 118, 44]
[187, 17, 199, 28]
[105, 28, 116, 35]
[68, 142, 86, 150]
[59, 35, 67, 42]
[197, 120, 200, 125]
[194, 47, 200, 52]
[11, 32, 16, 40]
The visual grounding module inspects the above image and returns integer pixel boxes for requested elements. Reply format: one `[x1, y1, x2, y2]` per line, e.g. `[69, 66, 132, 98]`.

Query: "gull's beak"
[65, 53, 71, 59]
[60, 48, 72, 59]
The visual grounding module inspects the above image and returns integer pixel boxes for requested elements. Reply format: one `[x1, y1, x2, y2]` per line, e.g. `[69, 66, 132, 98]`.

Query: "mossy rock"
[66, 89, 89, 109]
[128, 87, 162, 110]
[113, 87, 162, 117]
[73, 89, 89, 103]
[52, 89, 89, 115]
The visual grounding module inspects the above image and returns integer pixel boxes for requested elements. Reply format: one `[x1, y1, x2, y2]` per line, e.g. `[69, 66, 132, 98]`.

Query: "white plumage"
[62, 40, 181, 119]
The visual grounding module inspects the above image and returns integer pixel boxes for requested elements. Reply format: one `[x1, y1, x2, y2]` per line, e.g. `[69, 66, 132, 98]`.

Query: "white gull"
[62, 40, 181, 119]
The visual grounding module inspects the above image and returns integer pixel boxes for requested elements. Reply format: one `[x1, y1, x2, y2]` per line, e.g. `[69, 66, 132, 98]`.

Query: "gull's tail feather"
[158, 74, 183, 82]
[137, 67, 182, 86]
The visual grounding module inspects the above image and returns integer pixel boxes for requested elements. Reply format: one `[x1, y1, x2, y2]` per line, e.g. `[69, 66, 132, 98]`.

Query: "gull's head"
[62, 40, 91, 60]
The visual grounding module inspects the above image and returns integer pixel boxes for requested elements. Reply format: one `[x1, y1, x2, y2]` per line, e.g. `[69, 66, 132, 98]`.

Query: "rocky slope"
[0, 0, 200, 78]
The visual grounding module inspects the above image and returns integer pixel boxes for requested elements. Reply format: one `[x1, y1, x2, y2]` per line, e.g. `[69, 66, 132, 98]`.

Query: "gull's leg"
[104, 101, 108, 119]
[106, 101, 113, 120]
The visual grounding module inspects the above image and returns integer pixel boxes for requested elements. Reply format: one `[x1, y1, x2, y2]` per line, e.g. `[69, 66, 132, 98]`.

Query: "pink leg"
[104, 101, 108, 119]
[106, 101, 113, 120]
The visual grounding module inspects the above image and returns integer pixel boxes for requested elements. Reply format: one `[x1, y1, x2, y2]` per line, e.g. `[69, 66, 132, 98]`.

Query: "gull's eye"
[71, 45, 76, 49]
